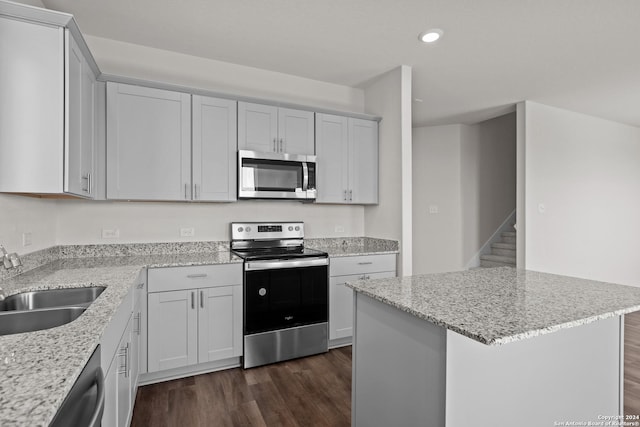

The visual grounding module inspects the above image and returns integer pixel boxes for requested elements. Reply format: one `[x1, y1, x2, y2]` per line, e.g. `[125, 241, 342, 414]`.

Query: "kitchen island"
[347, 267, 640, 427]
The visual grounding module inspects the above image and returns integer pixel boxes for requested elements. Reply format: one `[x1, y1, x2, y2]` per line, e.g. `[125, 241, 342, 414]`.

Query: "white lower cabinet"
[329, 254, 397, 344]
[147, 264, 243, 374]
[102, 270, 144, 427]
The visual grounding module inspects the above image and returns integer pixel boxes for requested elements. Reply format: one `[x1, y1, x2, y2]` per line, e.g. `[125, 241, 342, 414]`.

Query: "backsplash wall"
[0, 194, 57, 254]
[55, 199, 365, 245]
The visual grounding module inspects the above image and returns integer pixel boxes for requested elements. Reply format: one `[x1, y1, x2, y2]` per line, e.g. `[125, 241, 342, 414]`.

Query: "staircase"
[480, 230, 516, 268]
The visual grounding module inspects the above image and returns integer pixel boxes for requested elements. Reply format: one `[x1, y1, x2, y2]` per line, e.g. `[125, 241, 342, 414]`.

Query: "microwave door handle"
[302, 162, 309, 191]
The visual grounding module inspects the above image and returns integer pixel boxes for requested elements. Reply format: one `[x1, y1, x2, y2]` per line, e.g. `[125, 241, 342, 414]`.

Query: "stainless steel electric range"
[230, 221, 329, 369]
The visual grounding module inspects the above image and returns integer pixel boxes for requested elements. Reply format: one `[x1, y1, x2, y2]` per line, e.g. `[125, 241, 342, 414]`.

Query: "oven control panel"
[231, 222, 304, 240]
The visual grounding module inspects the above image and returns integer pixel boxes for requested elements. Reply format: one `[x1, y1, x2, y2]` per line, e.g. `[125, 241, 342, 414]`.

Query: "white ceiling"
[43, 0, 640, 127]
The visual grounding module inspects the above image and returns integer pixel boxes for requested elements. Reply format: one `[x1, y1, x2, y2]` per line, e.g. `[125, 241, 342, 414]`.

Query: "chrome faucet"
[0, 245, 21, 269]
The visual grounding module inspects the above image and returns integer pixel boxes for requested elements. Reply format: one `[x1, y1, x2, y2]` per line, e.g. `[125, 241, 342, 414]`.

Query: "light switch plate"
[180, 227, 195, 237]
[102, 228, 120, 239]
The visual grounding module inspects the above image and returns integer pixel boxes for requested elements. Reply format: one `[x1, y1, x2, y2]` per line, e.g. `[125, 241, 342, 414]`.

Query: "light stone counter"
[348, 267, 640, 426]
[0, 251, 241, 427]
[346, 266, 640, 345]
[307, 237, 398, 257]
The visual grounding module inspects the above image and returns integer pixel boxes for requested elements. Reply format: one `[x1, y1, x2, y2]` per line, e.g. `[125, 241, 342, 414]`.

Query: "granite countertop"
[0, 251, 241, 427]
[0, 236, 396, 426]
[307, 237, 399, 257]
[346, 267, 640, 346]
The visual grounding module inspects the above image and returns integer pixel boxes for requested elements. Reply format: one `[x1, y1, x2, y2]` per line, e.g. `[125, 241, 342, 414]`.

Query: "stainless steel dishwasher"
[50, 345, 104, 427]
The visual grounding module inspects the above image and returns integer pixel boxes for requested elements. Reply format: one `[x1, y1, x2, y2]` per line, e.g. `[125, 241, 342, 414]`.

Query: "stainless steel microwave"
[238, 150, 317, 200]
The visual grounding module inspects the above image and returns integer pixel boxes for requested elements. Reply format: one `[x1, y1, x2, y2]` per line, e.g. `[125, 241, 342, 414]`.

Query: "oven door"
[238, 150, 317, 200]
[244, 258, 328, 335]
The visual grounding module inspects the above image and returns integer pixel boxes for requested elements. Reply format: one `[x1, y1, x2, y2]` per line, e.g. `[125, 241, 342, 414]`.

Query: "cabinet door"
[315, 114, 349, 203]
[0, 17, 64, 194]
[107, 83, 191, 200]
[278, 107, 315, 155]
[64, 31, 95, 198]
[349, 118, 379, 204]
[192, 96, 237, 201]
[148, 290, 198, 372]
[238, 102, 278, 153]
[330, 271, 395, 340]
[330, 274, 361, 340]
[102, 361, 117, 427]
[198, 285, 242, 363]
[117, 317, 133, 427]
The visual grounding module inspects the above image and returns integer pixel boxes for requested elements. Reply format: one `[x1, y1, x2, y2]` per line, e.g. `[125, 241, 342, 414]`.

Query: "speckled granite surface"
[346, 267, 640, 346]
[307, 237, 398, 257]
[0, 236, 393, 425]
[0, 250, 241, 427]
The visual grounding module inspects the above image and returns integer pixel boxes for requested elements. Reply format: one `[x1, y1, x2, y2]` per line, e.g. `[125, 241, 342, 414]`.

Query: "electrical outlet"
[102, 228, 120, 239]
[180, 227, 195, 237]
[22, 232, 32, 247]
[334, 226, 345, 233]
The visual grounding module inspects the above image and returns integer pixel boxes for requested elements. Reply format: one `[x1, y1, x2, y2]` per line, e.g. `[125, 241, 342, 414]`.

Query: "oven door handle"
[245, 257, 329, 271]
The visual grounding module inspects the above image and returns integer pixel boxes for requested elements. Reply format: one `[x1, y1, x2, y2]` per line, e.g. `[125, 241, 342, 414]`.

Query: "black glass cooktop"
[232, 246, 327, 261]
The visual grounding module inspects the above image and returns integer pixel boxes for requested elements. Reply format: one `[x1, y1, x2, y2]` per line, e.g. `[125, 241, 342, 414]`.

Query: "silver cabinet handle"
[273, 138, 277, 152]
[118, 343, 129, 377]
[357, 262, 373, 265]
[349, 189, 353, 201]
[187, 273, 208, 279]
[194, 183, 199, 200]
[133, 313, 141, 334]
[279, 138, 284, 152]
[200, 290, 204, 309]
[88, 172, 92, 195]
[191, 291, 195, 309]
[343, 190, 347, 201]
[82, 174, 89, 193]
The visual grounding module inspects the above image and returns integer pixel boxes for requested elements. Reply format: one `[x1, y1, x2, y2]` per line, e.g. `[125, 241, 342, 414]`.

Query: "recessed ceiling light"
[419, 29, 443, 43]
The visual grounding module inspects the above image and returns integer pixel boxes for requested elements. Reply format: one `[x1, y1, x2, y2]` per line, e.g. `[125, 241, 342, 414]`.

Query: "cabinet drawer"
[148, 263, 242, 293]
[330, 254, 396, 277]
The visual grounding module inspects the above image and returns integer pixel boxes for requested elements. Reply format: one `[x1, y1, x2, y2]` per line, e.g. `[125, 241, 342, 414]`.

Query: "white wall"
[55, 200, 364, 244]
[51, 36, 369, 245]
[412, 114, 516, 274]
[521, 101, 640, 286]
[412, 125, 463, 274]
[363, 66, 412, 276]
[85, 36, 364, 113]
[0, 194, 56, 253]
[460, 113, 516, 264]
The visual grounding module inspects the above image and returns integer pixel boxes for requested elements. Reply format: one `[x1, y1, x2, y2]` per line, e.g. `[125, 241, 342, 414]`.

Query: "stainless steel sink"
[0, 286, 105, 311]
[0, 307, 86, 336]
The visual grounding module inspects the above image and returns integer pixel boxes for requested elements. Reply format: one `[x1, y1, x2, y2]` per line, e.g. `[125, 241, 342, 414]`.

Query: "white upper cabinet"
[277, 107, 315, 155]
[65, 32, 96, 198]
[238, 102, 314, 155]
[315, 114, 379, 204]
[107, 85, 238, 202]
[106, 83, 191, 201]
[349, 118, 379, 204]
[0, 17, 97, 197]
[192, 95, 237, 202]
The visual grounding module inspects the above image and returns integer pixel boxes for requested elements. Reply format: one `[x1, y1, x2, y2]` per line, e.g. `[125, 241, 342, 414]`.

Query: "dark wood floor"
[130, 346, 352, 427]
[626, 312, 640, 416]
[132, 319, 640, 426]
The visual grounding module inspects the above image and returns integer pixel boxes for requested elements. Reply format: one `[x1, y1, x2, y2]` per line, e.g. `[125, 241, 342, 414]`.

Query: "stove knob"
[237, 227, 244, 232]
[288, 226, 293, 231]
[246, 226, 252, 232]
[295, 226, 300, 231]
[258, 288, 267, 297]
